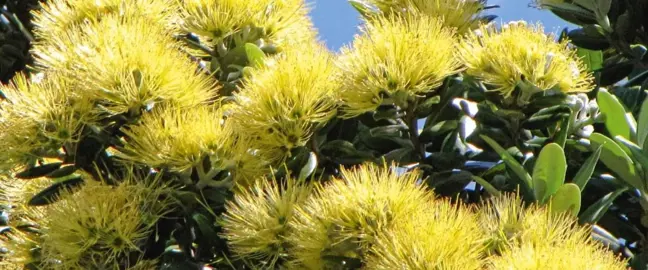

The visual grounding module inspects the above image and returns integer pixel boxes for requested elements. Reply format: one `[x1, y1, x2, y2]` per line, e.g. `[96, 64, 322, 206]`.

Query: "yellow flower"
[33, 14, 217, 116]
[366, 199, 485, 269]
[221, 176, 312, 268]
[337, 15, 460, 117]
[180, 0, 316, 47]
[118, 104, 231, 174]
[0, 73, 92, 170]
[364, 0, 485, 33]
[32, 0, 180, 42]
[0, 175, 52, 267]
[459, 21, 594, 105]
[39, 174, 175, 269]
[286, 162, 433, 269]
[229, 45, 338, 162]
[488, 240, 628, 270]
[478, 193, 608, 256]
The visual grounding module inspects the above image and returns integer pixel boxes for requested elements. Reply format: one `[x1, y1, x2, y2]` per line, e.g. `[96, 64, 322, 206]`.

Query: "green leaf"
[45, 165, 77, 179]
[596, 0, 612, 15]
[579, 186, 629, 224]
[614, 136, 648, 191]
[576, 48, 603, 71]
[28, 177, 84, 206]
[532, 143, 567, 203]
[348, 0, 376, 18]
[369, 124, 407, 137]
[15, 162, 63, 179]
[244, 43, 265, 68]
[597, 88, 634, 140]
[637, 96, 648, 148]
[298, 152, 318, 181]
[572, 146, 602, 190]
[419, 120, 458, 143]
[480, 135, 533, 198]
[192, 213, 218, 240]
[549, 183, 582, 216]
[589, 133, 643, 190]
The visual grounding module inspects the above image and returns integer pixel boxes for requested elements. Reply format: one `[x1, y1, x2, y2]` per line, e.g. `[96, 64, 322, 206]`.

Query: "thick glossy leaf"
[549, 183, 581, 216]
[15, 162, 63, 179]
[597, 88, 634, 140]
[624, 70, 648, 87]
[533, 143, 567, 203]
[521, 113, 570, 130]
[244, 43, 265, 68]
[45, 165, 77, 179]
[576, 48, 603, 71]
[572, 146, 602, 190]
[614, 136, 648, 191]
[369, 124, 407, 137]
[596, 0, 612, 15]
[480, 135, 533, 195]
[578, 186, 628, 224]
[192, 213, 218, 240]
[419, 120, 458, 143]
[600, 61, 635, 86]
[349, 0, 376, 18]
[589, 133, 643, 190]
[298, 152, 317, 181]
[28, 177, 84, 206]
[637, 95, 648, 148]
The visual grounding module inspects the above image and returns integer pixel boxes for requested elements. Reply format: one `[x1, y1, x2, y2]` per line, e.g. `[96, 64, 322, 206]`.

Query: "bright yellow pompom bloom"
[180, 0, 316, 47]
[221, 176, 312, 268]
[0, 176, 52, 267]
[488, 240, 627, 270]
[229, 46, 339, 162]
[365, 0, 485, 33]
[483, 194, 627, 269]
[118, 105, 231, 173]
[32, 0, 180, 42]
[337, 15, 460, 117]
[366, 198, 485, 270]
[39, 175, 174, 269]
[459, 21, 594, 105]
[286, 163, 433, 269]
[33, 14, 217, 116]
[0, 73, 92, 170]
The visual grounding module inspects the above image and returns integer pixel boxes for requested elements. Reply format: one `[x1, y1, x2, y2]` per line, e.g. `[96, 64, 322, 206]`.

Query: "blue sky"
[309, 0, 576, 50]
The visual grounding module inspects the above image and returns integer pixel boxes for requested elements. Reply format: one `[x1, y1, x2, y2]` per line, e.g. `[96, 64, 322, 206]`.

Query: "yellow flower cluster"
[39, 175, 175, 269]
[459, 21, 594, 104]
[480, 194, 627, 269]
[32, 0, 180, 42]
[179, 0, 316, 48]
[338, 15, 460, 117]
[365, 0, 486, 34]
[229, 45, 339, 162]
[221, 163, 626, 269]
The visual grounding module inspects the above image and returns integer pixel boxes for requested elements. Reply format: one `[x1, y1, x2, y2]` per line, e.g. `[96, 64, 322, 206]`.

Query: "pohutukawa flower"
[337, 15, 460, 117]
[221, 176, 312, 268]
[0, 73, 92, 170]
[32, 0, 180, 42]
[33, 14, 217, 116]
[484, 195, 628, 269]
[459, 21, 594, 105]
[488, 240, 628, 270]
[364, 0, 486, 33]
[0, 175, 53, 267]
[118, 105, 231, 174]
[286, 162, 433, 269]
[39, 174, 175, 269]
[229, 45, 339, 162]
[478, 192, 623, 263]
[179, 0, 316, 48]
[366, 198, 486, 270]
